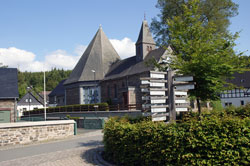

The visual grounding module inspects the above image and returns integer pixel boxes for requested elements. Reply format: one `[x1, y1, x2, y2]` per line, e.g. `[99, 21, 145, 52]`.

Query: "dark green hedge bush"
[23, 102, 109, 115]
[103, 113, 250, 165]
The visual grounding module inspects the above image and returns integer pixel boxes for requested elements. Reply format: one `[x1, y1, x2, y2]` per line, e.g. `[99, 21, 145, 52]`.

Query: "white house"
[17, 92, 44, 117]
[220, 71, 250, 107]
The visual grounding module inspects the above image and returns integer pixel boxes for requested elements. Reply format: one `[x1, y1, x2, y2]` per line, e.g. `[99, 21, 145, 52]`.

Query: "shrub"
[23, 102, 109, 115]
[103, 114, 250, 166]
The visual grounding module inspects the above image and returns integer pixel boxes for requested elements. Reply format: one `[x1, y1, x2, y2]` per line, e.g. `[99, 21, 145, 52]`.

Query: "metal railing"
[22, 104, 142, 116]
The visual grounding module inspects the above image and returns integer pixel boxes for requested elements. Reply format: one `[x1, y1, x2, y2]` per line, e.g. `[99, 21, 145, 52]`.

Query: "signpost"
[140, 70, 195, 122]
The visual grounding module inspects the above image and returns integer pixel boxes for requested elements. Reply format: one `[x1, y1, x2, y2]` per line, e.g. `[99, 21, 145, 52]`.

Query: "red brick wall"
[0, 99, 16, 122]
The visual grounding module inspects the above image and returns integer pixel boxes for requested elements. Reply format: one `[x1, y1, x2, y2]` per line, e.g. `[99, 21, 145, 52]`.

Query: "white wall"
[17, 104, 44, 117]
[221, 97, 250, 107]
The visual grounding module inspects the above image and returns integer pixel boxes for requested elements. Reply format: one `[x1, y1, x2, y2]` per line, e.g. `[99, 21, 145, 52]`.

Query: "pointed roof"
[136, 20, 156, 45]
[17, 92, 44, 106]
[64, 27, 121, 85]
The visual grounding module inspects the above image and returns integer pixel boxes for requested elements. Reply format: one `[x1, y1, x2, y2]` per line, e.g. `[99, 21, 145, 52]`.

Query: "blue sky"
[0, 0, 249, 71]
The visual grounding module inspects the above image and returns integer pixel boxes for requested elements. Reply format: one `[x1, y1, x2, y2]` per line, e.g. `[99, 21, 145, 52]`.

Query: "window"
[225, 102, 232, 106]
[25, 99, 28, 102]
[240, 79, 245, 83]
[241, 100, 244, 106]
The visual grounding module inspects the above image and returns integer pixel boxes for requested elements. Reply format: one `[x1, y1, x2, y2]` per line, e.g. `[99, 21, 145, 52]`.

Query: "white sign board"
[151, 99, 166, 104]
[150, 82, 165, 87]
[150, 73, 165, 79]
[152, 116, 166, 121]
[141, 80, 150, 84]
[150, 91, 166, 96]
[175, 91, 187, 96]
[175, 84, 194, 90]
[175, 99, 188, 104]
[176, 107, 188, 112]
[174, 76, 193, 82]
[151, 107, 167, 113]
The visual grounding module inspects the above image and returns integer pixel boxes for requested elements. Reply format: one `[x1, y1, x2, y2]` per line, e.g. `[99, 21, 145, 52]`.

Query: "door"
[0, 111, 11, 123]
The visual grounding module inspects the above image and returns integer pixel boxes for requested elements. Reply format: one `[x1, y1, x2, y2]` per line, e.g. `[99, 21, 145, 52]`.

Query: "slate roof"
[0, 68, 19, 99]
[64, 27, 121, 85]
[49, 79, 66, 97]
[136, 20, 156, 45]
[18, 92, 44, 105]
[226, 71, 250, 88]
[104, 47, 166, 80]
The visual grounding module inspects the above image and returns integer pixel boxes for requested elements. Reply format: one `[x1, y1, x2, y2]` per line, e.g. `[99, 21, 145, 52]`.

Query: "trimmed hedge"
[23, 102, 109, 116]
[103, 112, 250, 165]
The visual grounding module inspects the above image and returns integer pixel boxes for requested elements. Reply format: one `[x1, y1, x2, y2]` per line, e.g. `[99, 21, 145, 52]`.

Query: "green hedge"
[103, 112, 250, 165]
[23, 102, 109, 116]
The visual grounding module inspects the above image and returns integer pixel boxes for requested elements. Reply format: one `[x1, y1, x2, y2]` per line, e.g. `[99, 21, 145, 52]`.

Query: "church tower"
[136, 20, 156, 62]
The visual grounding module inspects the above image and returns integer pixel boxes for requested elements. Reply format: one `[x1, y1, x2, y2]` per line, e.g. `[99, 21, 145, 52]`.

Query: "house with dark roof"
[50, 20, 172, 107]
[17, 91, 45, 117]
[220, 71, 250, 107]
[0, 68, 19, 123]
[48, 79, 66, 106]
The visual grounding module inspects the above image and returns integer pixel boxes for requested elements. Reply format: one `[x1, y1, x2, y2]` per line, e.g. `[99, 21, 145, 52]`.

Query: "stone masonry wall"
[65, 87, 80, 105]
[0, 99, 15, 122]
[0, 120, 75, 146]
[101, 72, 149, 106]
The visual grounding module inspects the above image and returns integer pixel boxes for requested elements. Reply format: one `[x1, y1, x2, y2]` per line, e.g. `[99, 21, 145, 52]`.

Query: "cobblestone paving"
[0, 130, 114, 166]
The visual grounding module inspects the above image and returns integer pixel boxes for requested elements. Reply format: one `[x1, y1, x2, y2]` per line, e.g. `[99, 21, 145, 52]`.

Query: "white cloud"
[110, 37, 135, 59]
[0, 37, 135, 72]
[0, 47, 43, 72]
[74, 45, 87, 56]
[45, 50, 80, 70]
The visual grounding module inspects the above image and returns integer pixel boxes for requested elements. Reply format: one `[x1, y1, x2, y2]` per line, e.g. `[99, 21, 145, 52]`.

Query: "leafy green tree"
[18, 68, 71, 99]
[151, 0, 239, 45]
[165, 0, 244, 113]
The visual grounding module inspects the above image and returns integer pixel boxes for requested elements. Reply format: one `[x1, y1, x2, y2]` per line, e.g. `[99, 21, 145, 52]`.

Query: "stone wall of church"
[65, 87, 80, 105]
[101, 72, 149, 107]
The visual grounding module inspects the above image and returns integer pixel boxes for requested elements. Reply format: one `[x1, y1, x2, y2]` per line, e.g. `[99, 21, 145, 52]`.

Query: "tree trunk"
[197, 98, 201, 115]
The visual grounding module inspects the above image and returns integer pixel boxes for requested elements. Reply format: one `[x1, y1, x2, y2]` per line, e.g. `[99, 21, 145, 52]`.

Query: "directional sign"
[175, 91, 187, 96]
[152, 116, 166, 121]
[174, 84, 194, 90]
[174, 76, 193, 82]
[176, 107, 188, 112]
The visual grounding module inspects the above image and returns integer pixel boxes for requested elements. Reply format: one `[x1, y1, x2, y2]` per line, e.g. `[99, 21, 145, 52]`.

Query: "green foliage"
[225, 103, 250, 118]
[166, 0, 244, 102]
[210, 100, 223, 111]
[23, 103, 109, 115]
[66, 115, 80, 120]
[151, 0, 239, 45]
[18, 68, 71, 98]
[103, 108, 250, 165]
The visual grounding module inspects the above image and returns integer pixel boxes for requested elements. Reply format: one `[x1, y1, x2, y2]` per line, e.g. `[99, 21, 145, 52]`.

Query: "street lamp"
[27, 86, 31, 121]
[91, 70, 96, 104]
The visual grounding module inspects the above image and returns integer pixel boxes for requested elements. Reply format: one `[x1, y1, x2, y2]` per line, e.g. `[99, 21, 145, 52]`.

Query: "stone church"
[50, 20, 172, 108]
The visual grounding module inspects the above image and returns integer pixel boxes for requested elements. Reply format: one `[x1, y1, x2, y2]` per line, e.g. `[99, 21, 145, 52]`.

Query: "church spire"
[135, 20, 156, 62]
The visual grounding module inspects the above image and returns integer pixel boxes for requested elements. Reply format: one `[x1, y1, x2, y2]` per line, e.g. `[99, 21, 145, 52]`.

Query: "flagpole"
[44, 66, 46, 121]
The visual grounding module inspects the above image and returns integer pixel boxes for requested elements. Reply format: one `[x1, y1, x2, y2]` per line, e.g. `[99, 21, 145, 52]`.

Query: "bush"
[23, 102, 109, 115]
[103, 113, 250, 166]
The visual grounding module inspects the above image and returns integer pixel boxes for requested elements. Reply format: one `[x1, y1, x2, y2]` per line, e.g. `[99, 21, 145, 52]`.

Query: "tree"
[151, 0, 239, 46]
[0, 62, 8, 68]
[164, 0, 244, 113]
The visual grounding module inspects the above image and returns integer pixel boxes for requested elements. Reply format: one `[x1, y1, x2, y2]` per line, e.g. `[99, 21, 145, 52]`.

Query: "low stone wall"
[0, 120, 75, 146]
